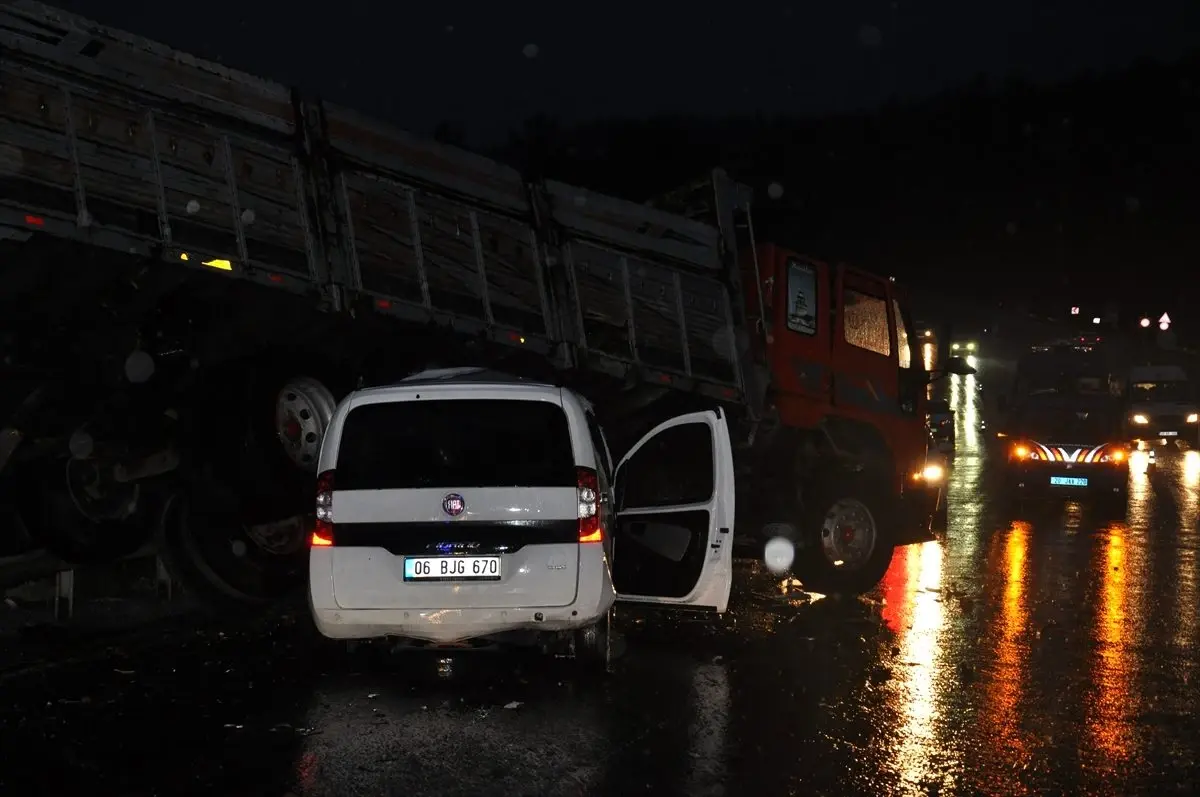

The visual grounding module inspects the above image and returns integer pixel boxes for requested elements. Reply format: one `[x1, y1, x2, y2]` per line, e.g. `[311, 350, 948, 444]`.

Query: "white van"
[307, 368, 735, 668]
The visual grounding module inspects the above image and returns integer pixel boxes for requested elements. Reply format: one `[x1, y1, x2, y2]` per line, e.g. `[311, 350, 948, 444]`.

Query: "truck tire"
[194, 361, 342, 525]
[793, 476, 897, 596]
[13, 461, 151, 564]
[155, 476, 304, 610]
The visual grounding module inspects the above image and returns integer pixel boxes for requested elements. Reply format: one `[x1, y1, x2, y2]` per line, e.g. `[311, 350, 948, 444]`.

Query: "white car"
[307, 367, 735, 669]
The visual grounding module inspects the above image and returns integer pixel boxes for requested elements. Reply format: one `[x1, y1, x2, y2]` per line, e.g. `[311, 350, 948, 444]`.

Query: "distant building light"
[1092, 317, 1101, 325]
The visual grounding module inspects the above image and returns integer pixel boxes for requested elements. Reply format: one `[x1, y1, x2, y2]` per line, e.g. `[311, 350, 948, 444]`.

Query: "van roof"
[350, 367, 563, 401]
[382, 366, 553, 388]
[351, 367, 598, 413]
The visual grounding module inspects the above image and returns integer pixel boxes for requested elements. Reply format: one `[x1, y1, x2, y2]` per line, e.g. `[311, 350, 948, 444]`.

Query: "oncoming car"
[950, 340, 977, 356]
[1000, 390, 1129, 503]
[307, 368, 735, 670]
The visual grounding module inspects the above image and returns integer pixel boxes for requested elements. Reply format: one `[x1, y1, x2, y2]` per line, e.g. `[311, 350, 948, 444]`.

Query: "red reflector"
[577, 466, 603, 543]
[24, 214, 44, 226]
[268, 273, 284, 284]
[376, 298, 392, 309]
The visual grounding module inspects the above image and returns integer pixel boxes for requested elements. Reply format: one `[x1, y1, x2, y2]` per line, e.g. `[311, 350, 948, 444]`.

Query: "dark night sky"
[57, 0, 1200, 145]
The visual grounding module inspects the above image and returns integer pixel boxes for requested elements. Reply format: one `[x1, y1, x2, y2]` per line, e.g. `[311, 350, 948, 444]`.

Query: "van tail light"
[311, 469, 335, 547]
[577, 466, 603, 543]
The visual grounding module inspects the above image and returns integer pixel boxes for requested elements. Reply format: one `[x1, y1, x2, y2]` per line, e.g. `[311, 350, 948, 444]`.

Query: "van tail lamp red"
[311, 469, 335, 547]
[577, 466, 603, 543]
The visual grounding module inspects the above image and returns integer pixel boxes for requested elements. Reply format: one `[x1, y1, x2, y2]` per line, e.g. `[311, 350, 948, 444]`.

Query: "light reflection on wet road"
[2, 356, 1200, 795]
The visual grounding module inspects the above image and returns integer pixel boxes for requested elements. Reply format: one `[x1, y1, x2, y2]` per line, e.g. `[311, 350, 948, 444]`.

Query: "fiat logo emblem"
[442, 493, 465, 517]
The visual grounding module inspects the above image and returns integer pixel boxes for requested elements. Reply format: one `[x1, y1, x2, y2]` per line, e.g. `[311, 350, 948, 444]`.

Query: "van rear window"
[334, 399, 576, 490]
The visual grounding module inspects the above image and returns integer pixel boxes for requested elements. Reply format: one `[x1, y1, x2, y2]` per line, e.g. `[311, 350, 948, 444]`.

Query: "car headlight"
[951, 343, 960, 351]
[1132, 414, 1149, 425]
[966, 342, 976, 351]
[1188, 413, 1199, 424]
[922, 464, 944, 483]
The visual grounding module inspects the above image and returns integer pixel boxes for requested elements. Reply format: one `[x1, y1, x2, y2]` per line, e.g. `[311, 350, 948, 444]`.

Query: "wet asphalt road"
[2, 355, 1200, 796]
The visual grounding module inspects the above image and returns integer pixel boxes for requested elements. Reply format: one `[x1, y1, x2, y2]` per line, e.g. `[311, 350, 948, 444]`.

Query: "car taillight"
[577, 466, 603, 543]
[312, 469, 335, 547]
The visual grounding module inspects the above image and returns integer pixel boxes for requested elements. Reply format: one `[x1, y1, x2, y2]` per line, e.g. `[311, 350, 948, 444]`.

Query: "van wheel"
[574, 609, 612, 674]
[793, 478, 896, 596]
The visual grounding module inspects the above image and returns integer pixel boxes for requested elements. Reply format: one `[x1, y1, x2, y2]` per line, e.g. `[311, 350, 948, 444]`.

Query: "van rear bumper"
[308, 546, 616, 643]
[309, 603, 612, 643]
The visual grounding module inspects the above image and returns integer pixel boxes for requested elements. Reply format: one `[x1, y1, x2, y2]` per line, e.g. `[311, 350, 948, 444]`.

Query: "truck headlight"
[1132, 414, 1149, 425]
[921, 464, 945, 483]
[1188, 414, 1198, 424]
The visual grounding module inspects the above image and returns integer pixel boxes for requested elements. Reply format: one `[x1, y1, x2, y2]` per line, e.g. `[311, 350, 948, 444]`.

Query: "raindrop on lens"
[764, 537, 795, 574]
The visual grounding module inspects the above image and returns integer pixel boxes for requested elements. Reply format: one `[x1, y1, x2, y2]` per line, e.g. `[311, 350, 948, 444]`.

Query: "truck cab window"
[893, 299, 913, 369]
[843, 289, 891, 356]
[786, 261, 817, 335]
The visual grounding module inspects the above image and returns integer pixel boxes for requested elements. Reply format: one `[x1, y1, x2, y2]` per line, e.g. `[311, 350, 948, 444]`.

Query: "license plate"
[1161, 431, 1178, 437]
[1050, 476, 1088, 487]
[403, 556, 502, 581]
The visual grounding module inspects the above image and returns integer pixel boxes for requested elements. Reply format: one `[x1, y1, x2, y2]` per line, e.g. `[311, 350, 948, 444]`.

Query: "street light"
[1160, 321, 1171, 332]
[1140, 317, 1151, 328]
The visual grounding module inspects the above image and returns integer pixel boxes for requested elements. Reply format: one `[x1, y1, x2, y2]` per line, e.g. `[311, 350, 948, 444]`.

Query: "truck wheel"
[193, 359, 343, 525]
[794, 481, 896, 596]
[269, 375, 338, 474]
[155, 477, 304, 610]
[14, 461, 150, 564]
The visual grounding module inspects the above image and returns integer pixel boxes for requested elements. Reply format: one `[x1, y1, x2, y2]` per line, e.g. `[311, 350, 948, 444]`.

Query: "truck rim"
[273, 377, 337, 471]
[819, 498, 877, 570]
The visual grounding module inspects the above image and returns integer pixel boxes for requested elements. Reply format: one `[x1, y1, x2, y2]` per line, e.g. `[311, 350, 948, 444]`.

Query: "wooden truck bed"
[0, 1, 748, 402]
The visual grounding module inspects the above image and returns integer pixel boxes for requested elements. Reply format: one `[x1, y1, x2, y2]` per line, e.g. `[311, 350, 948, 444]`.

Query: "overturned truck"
[0, 0, 954, 609]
